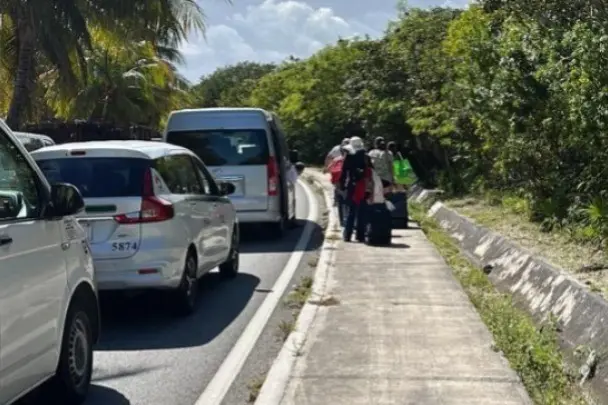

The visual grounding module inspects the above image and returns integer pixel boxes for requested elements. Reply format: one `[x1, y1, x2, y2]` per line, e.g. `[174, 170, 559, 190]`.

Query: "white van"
[163, 108, 304, 237]
[0, 120, 98, 404]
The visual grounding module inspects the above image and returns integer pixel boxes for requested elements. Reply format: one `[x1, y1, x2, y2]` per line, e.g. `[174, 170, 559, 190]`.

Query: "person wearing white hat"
[338, 136, 370, 241]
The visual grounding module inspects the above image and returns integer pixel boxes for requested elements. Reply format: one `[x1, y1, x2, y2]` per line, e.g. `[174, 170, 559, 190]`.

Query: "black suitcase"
[386, 192, 408, 229]
[365, 203, 392, 246]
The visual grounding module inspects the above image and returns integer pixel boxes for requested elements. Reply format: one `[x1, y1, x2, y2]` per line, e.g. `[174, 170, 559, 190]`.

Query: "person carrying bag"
[392, 151, 416, 187]
[387, 142, 413, 228]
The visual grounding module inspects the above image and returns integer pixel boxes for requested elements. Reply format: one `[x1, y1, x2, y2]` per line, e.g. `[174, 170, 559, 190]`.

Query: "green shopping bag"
[393, 157, 416, 185]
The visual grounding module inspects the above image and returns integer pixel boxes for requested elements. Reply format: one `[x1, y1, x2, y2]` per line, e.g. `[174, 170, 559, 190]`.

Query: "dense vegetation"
[2, 0, 607, 243]
[191, 2, 608, 246]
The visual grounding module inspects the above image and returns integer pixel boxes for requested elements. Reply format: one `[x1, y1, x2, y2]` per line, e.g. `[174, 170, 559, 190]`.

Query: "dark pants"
[343, 199, 368, 241]
[334, 187, 346, 226]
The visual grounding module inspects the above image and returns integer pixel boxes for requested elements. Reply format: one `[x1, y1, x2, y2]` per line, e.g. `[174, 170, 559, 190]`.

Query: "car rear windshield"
[36, 157, 149, 198]
[166, 129, 269, 166]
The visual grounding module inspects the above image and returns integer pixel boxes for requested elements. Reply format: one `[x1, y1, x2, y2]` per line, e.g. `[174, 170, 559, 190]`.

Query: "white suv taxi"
[32, 141, 240, 315]
[0, 120, 99, 404]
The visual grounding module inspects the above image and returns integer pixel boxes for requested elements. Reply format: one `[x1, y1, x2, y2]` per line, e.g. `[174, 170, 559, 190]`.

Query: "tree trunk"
[6, 17, 36, 131]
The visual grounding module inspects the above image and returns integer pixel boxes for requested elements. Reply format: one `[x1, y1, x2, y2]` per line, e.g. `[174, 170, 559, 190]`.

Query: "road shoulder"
[254, 169, 339, 404]
[257, 171, 532, 405]
[219, 177, 328, 405]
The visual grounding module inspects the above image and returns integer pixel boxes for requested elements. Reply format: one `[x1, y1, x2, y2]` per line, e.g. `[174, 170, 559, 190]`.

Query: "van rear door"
[165, 129, 270, 212]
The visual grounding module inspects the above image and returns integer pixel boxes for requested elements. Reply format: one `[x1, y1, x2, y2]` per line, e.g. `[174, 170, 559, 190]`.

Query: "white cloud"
[441, 0, 472, 8]
[179, 0, 384, 82]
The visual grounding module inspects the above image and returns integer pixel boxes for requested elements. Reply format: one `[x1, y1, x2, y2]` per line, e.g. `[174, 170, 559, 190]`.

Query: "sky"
[178, 0, 470, 84]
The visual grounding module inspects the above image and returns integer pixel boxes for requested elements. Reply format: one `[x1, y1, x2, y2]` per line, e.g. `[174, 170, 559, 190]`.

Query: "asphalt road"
[21, 181, 323, 405]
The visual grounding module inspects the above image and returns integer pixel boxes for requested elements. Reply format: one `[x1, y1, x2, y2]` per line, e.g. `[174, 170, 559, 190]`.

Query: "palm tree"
[45, 30, 191, 128]
[0, 0, 204, 130]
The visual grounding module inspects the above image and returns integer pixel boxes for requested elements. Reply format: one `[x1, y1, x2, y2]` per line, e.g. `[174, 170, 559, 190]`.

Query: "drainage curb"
[426, 201, 608, 402]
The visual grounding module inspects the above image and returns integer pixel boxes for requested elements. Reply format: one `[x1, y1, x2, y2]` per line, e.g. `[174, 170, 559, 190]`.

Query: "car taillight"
[267, 156, 278, 196]
[113, 169, 174, 224]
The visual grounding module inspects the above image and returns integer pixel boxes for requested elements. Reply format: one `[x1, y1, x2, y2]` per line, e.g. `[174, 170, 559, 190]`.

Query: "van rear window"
[166, 129, 269, 166]
[36, 157, 149, 198]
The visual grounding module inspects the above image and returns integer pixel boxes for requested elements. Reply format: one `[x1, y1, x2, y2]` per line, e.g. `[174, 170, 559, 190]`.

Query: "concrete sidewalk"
[279, 173, 532, 404]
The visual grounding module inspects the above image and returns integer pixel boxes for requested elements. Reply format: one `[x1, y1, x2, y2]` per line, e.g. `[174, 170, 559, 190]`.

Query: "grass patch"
[276, 276, 314, 342]
[284, 276, 314, 310]
[277, 319, 295, 342]
[246, 374, 266, 403]
[410, 203, 588, 405]
[445, 197, 608, 294]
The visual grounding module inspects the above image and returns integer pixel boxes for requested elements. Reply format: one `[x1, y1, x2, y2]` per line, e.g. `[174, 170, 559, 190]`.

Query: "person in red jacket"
[328, 147, 348, 226]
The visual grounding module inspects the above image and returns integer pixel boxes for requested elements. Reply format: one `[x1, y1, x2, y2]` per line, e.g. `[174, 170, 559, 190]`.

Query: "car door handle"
[61, 242, 71, 250]
[0, 236, 13, 246]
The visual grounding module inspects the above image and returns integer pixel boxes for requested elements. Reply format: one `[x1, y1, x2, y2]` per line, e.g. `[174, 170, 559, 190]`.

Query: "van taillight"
[267, 156, 278, 196]
[113, 169, 174, 224]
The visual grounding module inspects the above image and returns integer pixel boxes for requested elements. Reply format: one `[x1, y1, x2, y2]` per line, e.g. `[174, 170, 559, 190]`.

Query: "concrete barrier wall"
[423, 200, 608, 402]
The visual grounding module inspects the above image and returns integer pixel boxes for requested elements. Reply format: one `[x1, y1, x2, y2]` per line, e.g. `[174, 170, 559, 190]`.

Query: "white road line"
[194, 179, 319, 405]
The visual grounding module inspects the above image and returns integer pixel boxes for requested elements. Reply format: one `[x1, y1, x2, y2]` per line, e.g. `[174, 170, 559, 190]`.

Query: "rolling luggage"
[365, 203, 392, 246]
[386, 191, 408, 229]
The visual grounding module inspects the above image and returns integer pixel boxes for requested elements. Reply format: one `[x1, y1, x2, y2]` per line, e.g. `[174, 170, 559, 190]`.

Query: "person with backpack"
[338, 136, 371, 242]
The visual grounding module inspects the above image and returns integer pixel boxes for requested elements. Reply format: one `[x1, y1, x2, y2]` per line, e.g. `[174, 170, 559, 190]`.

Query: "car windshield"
[166, 129, 269, 166]
[36, 157, 149, 198]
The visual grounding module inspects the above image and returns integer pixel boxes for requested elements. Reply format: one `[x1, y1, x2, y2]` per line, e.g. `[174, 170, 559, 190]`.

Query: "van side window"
[191, 157, 219, 196]
[154, 155, 202, 194]
[0, 129, 42, 220]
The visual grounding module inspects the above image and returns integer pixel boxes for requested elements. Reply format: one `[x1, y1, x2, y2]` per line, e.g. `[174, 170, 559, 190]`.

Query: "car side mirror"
[289, 150, 299, 162]
[218, 181, 236, 196]
[295, 162, 305, 175]
[47, 183, 84, 218]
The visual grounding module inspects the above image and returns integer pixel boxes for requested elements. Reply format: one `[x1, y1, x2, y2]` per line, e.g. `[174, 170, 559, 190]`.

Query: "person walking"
[387, 141, 411, 228]
[327, 145, 348, 226]
[324, 137, 350, 171]
[338, 136, 371, 242]
[368, 136, 394, 188]
[387, 141, 405, 191]
[387, 141, 400, 158]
